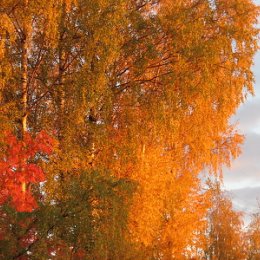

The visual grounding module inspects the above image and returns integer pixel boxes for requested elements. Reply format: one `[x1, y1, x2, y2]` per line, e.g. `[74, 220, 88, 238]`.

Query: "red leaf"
[0, 131, 55, 212]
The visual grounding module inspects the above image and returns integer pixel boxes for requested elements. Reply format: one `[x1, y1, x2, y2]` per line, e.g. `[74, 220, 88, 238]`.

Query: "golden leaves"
[0, 0, 258, 258]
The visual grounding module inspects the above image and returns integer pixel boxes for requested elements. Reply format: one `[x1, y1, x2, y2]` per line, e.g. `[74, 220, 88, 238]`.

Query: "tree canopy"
[0, 0, 259, 259]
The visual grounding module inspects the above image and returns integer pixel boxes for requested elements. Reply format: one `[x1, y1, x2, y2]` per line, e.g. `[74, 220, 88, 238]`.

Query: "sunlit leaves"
[0, 0, 258, 258]
[205, 182, 246, 260]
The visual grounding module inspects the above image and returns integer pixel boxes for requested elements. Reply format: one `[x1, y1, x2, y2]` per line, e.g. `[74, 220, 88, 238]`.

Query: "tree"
[247, 210, 260, 260]
[0, 171, 136, 260]
[204, 181, 246, 260]
[0, 0, 258, 258]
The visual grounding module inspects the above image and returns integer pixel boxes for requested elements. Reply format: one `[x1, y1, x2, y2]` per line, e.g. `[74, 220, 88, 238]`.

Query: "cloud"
[229, 186, 260, 212]
[223, 132, 260, 189]
[224, 49, 260, 188]
[227, 186, 260, 225]
[232, 101, 260, 134]
[230, 52, 260, 134]
[220, 0, 260, 224]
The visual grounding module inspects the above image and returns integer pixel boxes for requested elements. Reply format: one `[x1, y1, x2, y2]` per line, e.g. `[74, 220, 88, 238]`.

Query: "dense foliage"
[0, 0, 259, 259]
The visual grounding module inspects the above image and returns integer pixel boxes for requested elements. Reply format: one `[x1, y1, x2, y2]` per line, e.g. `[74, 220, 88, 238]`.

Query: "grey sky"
[223, 1, 260, 222]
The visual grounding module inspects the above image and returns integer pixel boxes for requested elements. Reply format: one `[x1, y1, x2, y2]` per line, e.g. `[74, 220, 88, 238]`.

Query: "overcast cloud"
[223, 28, 260, 220]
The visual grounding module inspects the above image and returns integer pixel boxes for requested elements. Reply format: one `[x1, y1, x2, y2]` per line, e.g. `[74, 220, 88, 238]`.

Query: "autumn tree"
[109, 0, 258, 256]
[0, 171, 135, 260]
[0, 0, 258, 259]
[203, 181, 246, 260]
[247, 210, 260, 260]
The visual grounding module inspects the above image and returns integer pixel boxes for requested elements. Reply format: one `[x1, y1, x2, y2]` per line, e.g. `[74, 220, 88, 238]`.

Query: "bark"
[20, 1, 29, 193]
[57, 2, 66, 139]
[21, 25, 28, 135]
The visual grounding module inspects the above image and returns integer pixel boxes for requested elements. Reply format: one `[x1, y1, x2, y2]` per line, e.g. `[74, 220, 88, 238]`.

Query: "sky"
[223, 0, 260, 224]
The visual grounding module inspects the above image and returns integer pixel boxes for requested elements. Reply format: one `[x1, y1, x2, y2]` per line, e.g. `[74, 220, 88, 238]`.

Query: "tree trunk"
[21, 26, 28, 135]
[57, 2, 66, 140]
[21, 2, 29, 193]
